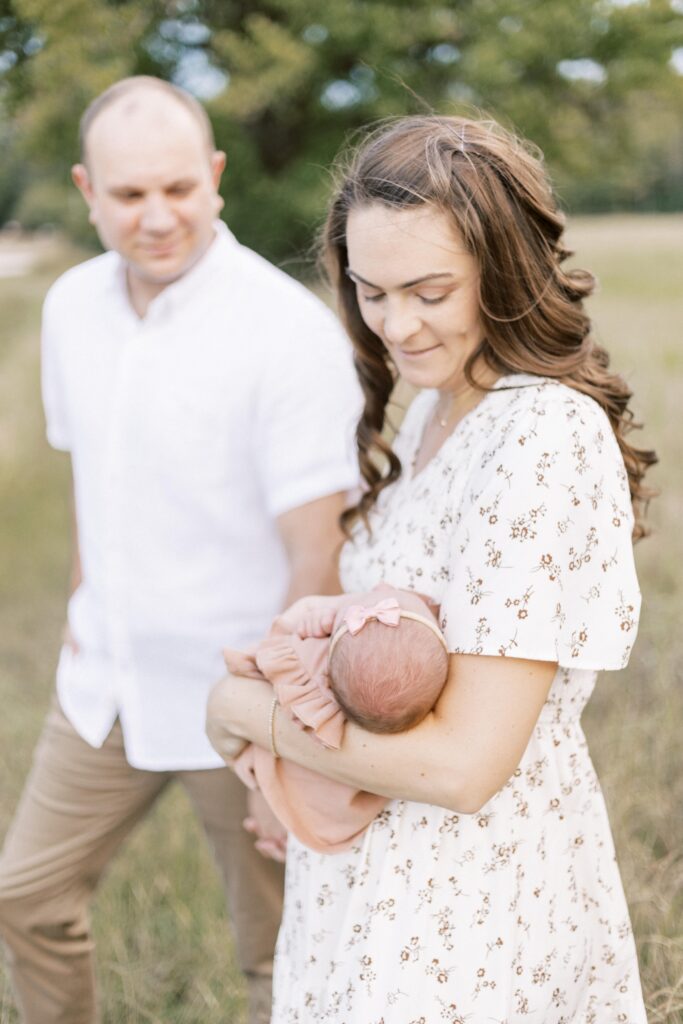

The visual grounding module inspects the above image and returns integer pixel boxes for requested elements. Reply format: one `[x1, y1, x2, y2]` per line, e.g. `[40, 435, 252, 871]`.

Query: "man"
[0, 77, 360, 1024]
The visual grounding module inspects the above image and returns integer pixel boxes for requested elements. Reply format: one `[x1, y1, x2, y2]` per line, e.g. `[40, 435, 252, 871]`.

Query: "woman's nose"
[382, 301, 421, 346]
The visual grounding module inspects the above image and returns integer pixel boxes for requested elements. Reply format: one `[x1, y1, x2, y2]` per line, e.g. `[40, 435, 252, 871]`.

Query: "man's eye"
[169, 186, 193, 196]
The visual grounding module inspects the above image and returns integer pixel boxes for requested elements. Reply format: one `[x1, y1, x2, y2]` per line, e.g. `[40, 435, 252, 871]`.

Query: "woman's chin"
[394, 359, 437, 389]
[398, 365, 453, 392]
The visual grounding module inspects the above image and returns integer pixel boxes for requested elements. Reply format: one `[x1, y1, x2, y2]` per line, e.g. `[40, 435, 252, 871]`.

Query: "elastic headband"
[328, 609, 448, 659]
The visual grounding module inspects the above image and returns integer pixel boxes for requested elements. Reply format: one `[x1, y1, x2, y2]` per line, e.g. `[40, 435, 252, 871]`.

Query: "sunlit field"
[0, 215, 681, 1022]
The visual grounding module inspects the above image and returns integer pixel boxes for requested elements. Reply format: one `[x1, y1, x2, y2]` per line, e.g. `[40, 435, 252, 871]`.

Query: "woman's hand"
[273, 593, 346, 638]
[215, 732, 248, 761]
[205, 673, 251, 761]
[243, 789, 288, 862]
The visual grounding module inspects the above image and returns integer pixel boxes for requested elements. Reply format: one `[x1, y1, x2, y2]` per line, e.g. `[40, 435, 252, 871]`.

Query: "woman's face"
[345, 203, 485, 392]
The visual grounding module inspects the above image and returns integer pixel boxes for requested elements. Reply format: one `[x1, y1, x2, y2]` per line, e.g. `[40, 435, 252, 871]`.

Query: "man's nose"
[139, 193, 177, 233]
[382, 301, 421, 346]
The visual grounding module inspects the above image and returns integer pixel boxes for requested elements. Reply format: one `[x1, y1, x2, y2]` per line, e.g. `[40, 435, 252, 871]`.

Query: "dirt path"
[0, 231, 58, 278]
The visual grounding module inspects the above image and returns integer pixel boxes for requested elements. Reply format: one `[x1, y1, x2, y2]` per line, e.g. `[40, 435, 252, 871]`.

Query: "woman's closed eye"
[360, 291, 449, 306]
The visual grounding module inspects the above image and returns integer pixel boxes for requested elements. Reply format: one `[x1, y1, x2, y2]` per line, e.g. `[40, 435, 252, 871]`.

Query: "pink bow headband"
[328, 597, 448, 657]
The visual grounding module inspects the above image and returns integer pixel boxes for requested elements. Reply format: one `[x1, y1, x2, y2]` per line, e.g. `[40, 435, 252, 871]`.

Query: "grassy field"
[0, 216, 682, 1022]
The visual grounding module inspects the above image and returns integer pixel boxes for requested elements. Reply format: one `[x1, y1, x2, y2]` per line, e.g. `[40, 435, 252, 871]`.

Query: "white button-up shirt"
[41, 221, 361, 769]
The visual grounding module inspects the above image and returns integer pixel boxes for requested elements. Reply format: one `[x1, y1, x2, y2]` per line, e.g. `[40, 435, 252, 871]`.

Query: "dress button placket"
[102, 320, 139, 703]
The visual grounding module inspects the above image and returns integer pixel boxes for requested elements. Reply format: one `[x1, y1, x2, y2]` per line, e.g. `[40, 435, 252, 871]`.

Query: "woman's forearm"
[206, 655, 556, 815]
[206, 672, 466, 811]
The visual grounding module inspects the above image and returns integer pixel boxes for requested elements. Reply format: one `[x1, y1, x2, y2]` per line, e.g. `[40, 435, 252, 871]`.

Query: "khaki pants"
[0, 699, 284, 1024]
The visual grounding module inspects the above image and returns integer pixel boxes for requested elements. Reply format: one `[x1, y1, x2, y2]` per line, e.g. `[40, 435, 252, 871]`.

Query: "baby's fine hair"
[328, 616, 449, 733]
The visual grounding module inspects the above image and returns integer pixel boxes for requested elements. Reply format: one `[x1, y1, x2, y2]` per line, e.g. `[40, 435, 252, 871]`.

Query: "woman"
[207, 115, 656, 1022]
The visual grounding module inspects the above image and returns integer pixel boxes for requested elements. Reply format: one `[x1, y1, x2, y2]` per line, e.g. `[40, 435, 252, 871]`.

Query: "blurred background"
[1, 0, 683, 259]
[1, 1, 682, 1021]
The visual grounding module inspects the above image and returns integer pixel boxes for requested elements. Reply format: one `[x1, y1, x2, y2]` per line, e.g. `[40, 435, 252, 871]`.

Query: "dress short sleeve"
[440, 384, 641, 670]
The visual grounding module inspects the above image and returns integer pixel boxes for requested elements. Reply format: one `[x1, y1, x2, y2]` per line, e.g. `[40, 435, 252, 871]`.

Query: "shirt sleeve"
[41, 287, 71, 452]
[439, 388, 641, 670]
[255, 307, 362, 518]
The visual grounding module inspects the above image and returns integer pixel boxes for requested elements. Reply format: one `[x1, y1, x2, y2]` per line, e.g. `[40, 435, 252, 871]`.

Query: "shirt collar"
[110, 219, 239, 321]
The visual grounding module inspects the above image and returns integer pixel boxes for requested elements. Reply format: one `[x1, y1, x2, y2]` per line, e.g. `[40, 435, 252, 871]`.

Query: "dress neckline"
[408, 373, 551, 484]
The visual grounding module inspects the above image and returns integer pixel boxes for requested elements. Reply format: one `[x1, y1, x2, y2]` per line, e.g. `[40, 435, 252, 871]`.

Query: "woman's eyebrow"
[345, 269, 456, 289]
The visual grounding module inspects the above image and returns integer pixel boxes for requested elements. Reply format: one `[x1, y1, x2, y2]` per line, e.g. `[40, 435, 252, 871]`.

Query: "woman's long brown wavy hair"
[322, 115, 657, 541]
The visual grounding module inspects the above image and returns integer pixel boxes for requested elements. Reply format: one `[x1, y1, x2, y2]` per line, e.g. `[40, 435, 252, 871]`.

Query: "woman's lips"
[397, 344, 440, 359]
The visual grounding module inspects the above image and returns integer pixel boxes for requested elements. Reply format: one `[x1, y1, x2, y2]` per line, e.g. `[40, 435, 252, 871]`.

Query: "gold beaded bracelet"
[268, 697, 280, 759]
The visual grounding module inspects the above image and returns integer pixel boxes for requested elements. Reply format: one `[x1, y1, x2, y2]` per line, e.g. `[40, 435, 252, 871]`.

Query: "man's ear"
[71, 164, 97, 223]
[211, 151, 227, 215]
[211, 150, 227, 189]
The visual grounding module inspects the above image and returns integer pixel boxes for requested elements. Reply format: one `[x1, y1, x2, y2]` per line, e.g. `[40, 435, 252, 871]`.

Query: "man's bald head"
[79, 76, 216, 168]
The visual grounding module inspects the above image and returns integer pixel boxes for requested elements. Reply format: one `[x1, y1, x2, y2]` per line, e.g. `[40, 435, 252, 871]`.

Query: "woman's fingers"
[245, 814, 288, 861]
[255, 837, 288, 862]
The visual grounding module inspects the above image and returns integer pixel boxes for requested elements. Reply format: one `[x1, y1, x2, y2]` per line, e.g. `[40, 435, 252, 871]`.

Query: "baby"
[223, 585, 449, 854]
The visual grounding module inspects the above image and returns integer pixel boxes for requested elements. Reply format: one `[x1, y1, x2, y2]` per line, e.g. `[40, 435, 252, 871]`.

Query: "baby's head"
[327, 588, 448, 734]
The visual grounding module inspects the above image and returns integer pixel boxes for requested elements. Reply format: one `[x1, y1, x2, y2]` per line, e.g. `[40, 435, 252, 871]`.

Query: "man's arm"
[63, 477, 82, 652]
[276, 491, 347, 606]
[69, 479, 82, 595]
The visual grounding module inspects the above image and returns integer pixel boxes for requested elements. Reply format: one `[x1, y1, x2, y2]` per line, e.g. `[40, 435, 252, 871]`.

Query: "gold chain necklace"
[436, 394, 456, 428]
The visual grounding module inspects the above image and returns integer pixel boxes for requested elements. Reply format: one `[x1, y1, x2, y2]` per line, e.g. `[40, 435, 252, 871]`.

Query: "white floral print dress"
[271, 374, 647, 1024]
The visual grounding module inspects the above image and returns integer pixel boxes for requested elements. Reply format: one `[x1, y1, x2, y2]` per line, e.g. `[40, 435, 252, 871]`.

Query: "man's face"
[73, 93, 225, 286]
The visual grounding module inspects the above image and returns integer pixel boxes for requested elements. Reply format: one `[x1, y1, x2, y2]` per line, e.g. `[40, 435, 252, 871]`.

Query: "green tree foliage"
[1, 0, 682, 261]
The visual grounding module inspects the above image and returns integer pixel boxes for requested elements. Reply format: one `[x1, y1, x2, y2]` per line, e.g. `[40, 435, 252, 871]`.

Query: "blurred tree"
[0, 0, 151, 238]
[0, 0, 681, 262]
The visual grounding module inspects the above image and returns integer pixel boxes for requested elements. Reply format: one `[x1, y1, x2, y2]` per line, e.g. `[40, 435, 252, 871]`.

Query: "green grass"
[1, 215, 682, 1022]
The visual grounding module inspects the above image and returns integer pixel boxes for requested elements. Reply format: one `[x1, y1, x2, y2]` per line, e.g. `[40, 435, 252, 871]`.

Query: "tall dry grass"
[0, 215, 681, 1021]
[565, 216, 683, 1023]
